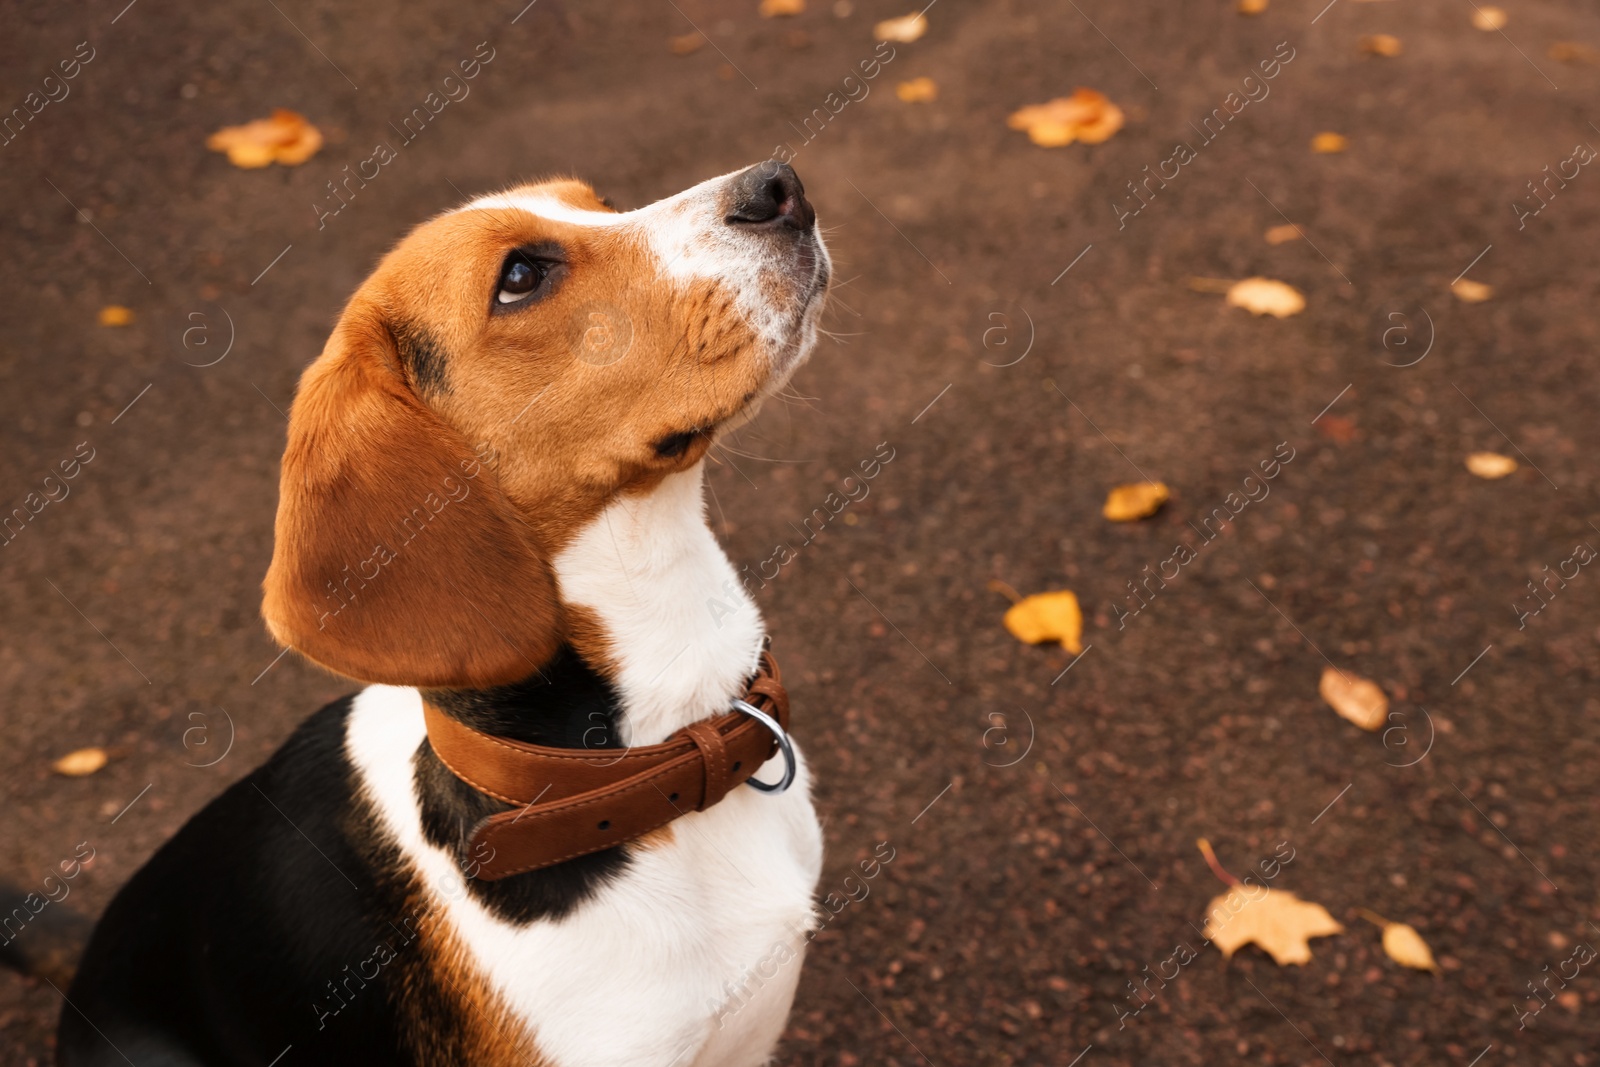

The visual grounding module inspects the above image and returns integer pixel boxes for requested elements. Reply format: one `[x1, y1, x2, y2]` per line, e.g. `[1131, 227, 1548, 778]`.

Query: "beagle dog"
[59, 162, 830, 1066]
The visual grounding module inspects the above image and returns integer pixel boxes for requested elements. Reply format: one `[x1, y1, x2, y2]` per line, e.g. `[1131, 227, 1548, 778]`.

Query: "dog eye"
[497, 255, 549, 304]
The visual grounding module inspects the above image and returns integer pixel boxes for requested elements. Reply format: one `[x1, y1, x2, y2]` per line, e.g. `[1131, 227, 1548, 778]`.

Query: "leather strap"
[423, 650, 789, 880]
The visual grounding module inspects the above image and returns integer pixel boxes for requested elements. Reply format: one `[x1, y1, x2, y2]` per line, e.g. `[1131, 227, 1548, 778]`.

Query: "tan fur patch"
[263, 178, 771, 688]
[633, 823, 677, 850]
[406, 898, 551, 1065]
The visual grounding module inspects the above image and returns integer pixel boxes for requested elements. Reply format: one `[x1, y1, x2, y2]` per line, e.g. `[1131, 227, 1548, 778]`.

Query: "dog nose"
[725, 162, 815, 232]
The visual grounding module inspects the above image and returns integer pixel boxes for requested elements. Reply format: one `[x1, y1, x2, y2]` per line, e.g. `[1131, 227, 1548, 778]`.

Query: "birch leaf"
[1226, 277, 1305, 318]
[1361, 909, 1439, 971]
[1103, 482, 1169, 522]
[874, 12, 927, 41]
[1471, 6, 1506, 30]
[1320, 666, 1388, 731]
[53, 747, 108, 777]
[1466, 452, 1517, 479]
[1360, 34, 1403, 56]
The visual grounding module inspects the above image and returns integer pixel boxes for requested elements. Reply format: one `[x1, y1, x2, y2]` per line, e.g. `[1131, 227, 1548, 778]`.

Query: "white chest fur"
[342, 464, 823, 1067]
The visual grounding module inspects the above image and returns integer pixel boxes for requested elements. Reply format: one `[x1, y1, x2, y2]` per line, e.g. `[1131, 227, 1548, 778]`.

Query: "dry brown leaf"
[874, 12, 927, 41]
[1103, 482, 1169, 522]
[206, 109, 323, 169]
[1466, 451, 1517, 479]
[668, 31, 706, 54]
[1237, 0, 1268, 13]
[1452, 278, 1492, 303]
[1320, 666, 1388, 731]
[1265, 223, 1303, 244]
[1007, 89, 1124, 147]
[1205, 884, 1344, 965]
[1311, 131, 1349, 154]
[53, 747, 108, 777]
[1002, 591, 1083, 654]
[1471, 5, 1507, 30]
[1226, 277, 1305, 318]
[1549, 41, 1600, 64]
[1316, 414, 1358, 444]
[1361, 910, 1439, 971]
[1360, 33, 1403, 56]
[97, 305, 133, 327]
[896, 77, 938, 103]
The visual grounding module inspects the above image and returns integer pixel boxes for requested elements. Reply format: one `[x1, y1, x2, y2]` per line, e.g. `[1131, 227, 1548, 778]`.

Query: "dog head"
[262, 162, 829, 688]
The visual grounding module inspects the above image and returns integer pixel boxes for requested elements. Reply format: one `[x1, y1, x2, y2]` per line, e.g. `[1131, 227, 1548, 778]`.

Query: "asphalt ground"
[2, 0, 1600, 1063]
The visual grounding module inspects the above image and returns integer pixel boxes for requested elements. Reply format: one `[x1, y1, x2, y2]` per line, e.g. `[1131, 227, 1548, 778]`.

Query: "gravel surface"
[3, 0, 1599, 1063]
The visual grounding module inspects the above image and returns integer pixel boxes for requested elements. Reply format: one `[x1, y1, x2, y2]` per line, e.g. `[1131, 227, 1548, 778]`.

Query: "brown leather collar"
[423, 649, 790, 880]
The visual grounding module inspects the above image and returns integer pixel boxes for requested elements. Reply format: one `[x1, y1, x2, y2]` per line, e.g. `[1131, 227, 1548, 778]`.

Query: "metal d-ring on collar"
[732, 698, 796, 794]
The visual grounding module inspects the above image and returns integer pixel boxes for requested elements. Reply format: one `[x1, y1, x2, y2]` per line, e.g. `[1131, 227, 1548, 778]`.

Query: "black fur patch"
[61, 698, 423, 1065]
[416, 645, 631, 924]
[391, 321, 448, 394]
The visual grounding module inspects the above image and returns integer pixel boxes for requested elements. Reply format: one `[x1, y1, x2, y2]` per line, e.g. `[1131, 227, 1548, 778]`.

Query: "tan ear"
[263, 303, 561, 688]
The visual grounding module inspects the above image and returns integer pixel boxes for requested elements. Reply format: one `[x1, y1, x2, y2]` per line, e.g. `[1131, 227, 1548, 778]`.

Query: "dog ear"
[262, 301, 562, 688]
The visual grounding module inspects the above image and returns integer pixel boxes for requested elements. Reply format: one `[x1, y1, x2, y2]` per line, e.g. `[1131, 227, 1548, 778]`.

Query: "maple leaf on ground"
[1007, 89, 1124, 147]
[992, 581, 1083, 653]
[1197, 839, 1343, 966]
[206, 109, 322, 169]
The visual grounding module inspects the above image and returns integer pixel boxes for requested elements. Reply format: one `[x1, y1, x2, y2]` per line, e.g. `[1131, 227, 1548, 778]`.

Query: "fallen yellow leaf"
[1452, 278, 1492, 303]
[668, 31, 705, 54]
[874, 12, 927, 41]
[206, 109, 323, 169]
[1471, 5, 1507, 30]
[1311, 131, 1349, 154]
[1205, 885, 1344, 964]
[1007, 88, 1124, 147]
[895, 76, 938, 103]
[1198, 841, 1342, 966]
[1360, 33, 1403, 56]
[760, 0, 804, 15]
[1264, 223, 1303, 244]
[53, 747, 108, 777]
[1466, 451, 1517, 479]
[1319, 666, 1388, 731]
[1237, 0, 1268, 13]
[1361, 909, 1439, 972]
[1103, 481, 1169, 522]
[97, 305, 133, 327]
[1225, 277, 1305, 318]
[1003, 591, 1083, 653]
[1549, 41, 1600, 64]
